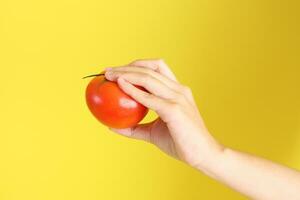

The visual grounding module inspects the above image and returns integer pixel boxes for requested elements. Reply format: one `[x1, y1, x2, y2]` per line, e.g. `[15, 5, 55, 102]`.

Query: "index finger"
[128, 59, 177, 81]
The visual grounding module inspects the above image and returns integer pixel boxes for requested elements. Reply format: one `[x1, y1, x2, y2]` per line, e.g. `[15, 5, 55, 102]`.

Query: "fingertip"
[105, 71, 114, 81]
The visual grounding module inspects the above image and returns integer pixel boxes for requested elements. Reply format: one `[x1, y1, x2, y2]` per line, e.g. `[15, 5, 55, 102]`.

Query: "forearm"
[199, 147, 300, 200]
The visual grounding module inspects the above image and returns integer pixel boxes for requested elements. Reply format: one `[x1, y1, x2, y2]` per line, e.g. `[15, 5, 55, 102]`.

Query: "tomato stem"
[82, 73, 105, 79]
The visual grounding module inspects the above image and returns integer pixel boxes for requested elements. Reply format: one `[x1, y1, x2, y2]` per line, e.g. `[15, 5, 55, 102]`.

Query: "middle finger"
[105, 71, 179, 100]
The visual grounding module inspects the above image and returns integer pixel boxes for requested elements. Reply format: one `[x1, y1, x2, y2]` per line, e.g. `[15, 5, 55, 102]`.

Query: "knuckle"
[156, 58, 166, 65]
[167, 102, 181, 112]
[182, 85, 192, 95]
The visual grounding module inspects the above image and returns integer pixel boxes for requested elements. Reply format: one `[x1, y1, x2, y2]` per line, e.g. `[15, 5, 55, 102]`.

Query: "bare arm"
[105, 59, 300, 200]
[203, 148, 300, 200]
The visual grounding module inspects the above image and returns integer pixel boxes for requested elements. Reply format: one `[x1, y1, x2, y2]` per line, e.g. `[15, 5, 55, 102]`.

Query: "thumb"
[109, 121, 154, 143]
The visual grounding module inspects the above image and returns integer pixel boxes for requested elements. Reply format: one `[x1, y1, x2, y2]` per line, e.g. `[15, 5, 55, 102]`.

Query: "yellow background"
[0, 0, 299, 199]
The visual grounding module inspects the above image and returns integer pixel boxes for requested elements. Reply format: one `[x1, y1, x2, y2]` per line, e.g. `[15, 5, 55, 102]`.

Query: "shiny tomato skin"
[85, 75, 148, 129]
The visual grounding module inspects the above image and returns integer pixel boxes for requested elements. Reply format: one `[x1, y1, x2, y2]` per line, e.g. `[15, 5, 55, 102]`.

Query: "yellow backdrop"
[0, 0, 299, 199]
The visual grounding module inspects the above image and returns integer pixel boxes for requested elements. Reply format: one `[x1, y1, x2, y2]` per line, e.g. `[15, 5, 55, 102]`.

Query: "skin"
[104, 59, 300, 200]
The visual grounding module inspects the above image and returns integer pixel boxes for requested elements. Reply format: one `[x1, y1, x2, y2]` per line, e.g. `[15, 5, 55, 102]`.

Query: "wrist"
[193, 141, 227, 178]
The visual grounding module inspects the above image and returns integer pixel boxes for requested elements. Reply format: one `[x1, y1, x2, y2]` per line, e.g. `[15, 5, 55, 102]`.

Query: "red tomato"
[85, 75, 148, 129]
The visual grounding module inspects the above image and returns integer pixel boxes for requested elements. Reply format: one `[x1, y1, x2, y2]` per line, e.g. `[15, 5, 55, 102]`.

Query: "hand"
[105, 59, 300, 199]
[105, 59, 224, 170]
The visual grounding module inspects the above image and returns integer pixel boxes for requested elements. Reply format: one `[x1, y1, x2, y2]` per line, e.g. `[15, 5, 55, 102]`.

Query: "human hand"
[104, 59, 300, 199]
[105, 59, 224, 170]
